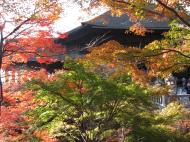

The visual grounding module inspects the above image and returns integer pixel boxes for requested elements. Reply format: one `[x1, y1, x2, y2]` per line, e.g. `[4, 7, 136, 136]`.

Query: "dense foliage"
[1, 1, 190, 142]
[24, 60, 190, 142]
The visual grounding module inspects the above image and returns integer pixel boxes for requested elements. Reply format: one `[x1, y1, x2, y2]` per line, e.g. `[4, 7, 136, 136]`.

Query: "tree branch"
[160, 62, 190, 72]
[113, 0, 167, 18]
[3, 50, 65, 58]
[3, 25, 35, 52]
[114, 0, 190, 27]
[155, 48, 190, 59]
[155, 0, 190, 27]
[124, 48, 190, 63]
[3, 18, 32, 40]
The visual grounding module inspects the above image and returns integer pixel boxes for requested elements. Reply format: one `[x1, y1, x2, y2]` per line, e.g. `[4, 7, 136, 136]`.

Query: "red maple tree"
[0, 70, 59, 141]
[0, 0, 64, 105]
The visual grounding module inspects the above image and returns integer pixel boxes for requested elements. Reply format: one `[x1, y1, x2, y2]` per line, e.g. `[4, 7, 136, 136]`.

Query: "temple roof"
[83, 11, 170, 30]
[55, 11, 171, 46]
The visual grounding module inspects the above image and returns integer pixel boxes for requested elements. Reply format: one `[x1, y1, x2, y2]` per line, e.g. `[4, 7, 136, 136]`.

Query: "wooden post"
[12, 69, 15, 83]
[17, 69, 21, 84]
[1, 70, 5, 84]
[162, 95, 166, 107]
[15, 70, 18, 83]
[5, 70, 9, 84]
[8, 71, 12, 84]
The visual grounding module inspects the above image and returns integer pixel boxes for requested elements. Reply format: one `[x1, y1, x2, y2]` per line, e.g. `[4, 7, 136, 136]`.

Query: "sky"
[0, 0, 106, 38]
[52, 2, 106, 33]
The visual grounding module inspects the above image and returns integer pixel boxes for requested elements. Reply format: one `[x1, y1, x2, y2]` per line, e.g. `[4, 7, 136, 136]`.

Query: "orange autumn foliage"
[0, 90, 34, 141]
[0, 70, 59, 142]
[34, 130, 58, 142]
[80, 40, 150, 85]
[79, 0, 190, 35]
[3, 31, 66, 68]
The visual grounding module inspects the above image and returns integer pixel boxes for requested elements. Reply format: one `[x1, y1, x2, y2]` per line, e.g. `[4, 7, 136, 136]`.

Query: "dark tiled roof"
[83, 11, 170, 30]
[55, 11, 170, 46]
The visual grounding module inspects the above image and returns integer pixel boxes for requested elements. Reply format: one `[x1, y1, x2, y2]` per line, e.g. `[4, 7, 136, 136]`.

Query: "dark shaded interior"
[55, 25, 168, 52]
[14, 61, 64, 73]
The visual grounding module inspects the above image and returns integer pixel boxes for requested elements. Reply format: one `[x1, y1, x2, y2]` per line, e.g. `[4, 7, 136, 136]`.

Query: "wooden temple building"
[2, 11, 189, 108]
[55, 11, 190, 108]
[55, 11, 170, 54]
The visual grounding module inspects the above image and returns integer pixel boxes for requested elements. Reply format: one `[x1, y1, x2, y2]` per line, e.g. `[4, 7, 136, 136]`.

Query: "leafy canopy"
[25, 60, 190, 142]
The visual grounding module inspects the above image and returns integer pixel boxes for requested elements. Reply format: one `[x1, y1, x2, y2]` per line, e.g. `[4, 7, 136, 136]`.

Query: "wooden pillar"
[5, 70, 9, 84]
[11, 69, 15, 83]
[162, 95, 166, 107]
[17, 69, 21, 84]
[1, 70, 5, 84]
[8, 71, 12, 84]
[15, 70, 18, 83]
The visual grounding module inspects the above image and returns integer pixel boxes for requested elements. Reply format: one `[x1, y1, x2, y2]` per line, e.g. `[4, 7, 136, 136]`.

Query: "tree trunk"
[0, 33, 3, 114]
[0, 57, 3, 114]
[0, 56, 3, 105]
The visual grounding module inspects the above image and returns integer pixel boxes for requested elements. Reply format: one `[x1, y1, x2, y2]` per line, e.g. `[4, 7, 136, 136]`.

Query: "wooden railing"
[0, 69, 26, 84]
[0, 69, 50, 85]
[152, 95, 190, 108]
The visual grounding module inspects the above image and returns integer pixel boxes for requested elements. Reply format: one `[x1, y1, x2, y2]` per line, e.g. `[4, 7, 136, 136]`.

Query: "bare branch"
[3, 6, 42, 40]
[80, 31, 112, 51]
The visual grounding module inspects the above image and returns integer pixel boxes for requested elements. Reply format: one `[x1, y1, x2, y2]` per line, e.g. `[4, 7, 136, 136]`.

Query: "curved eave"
[55, 24, 93, 44]
[90, 25, 170, 30]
